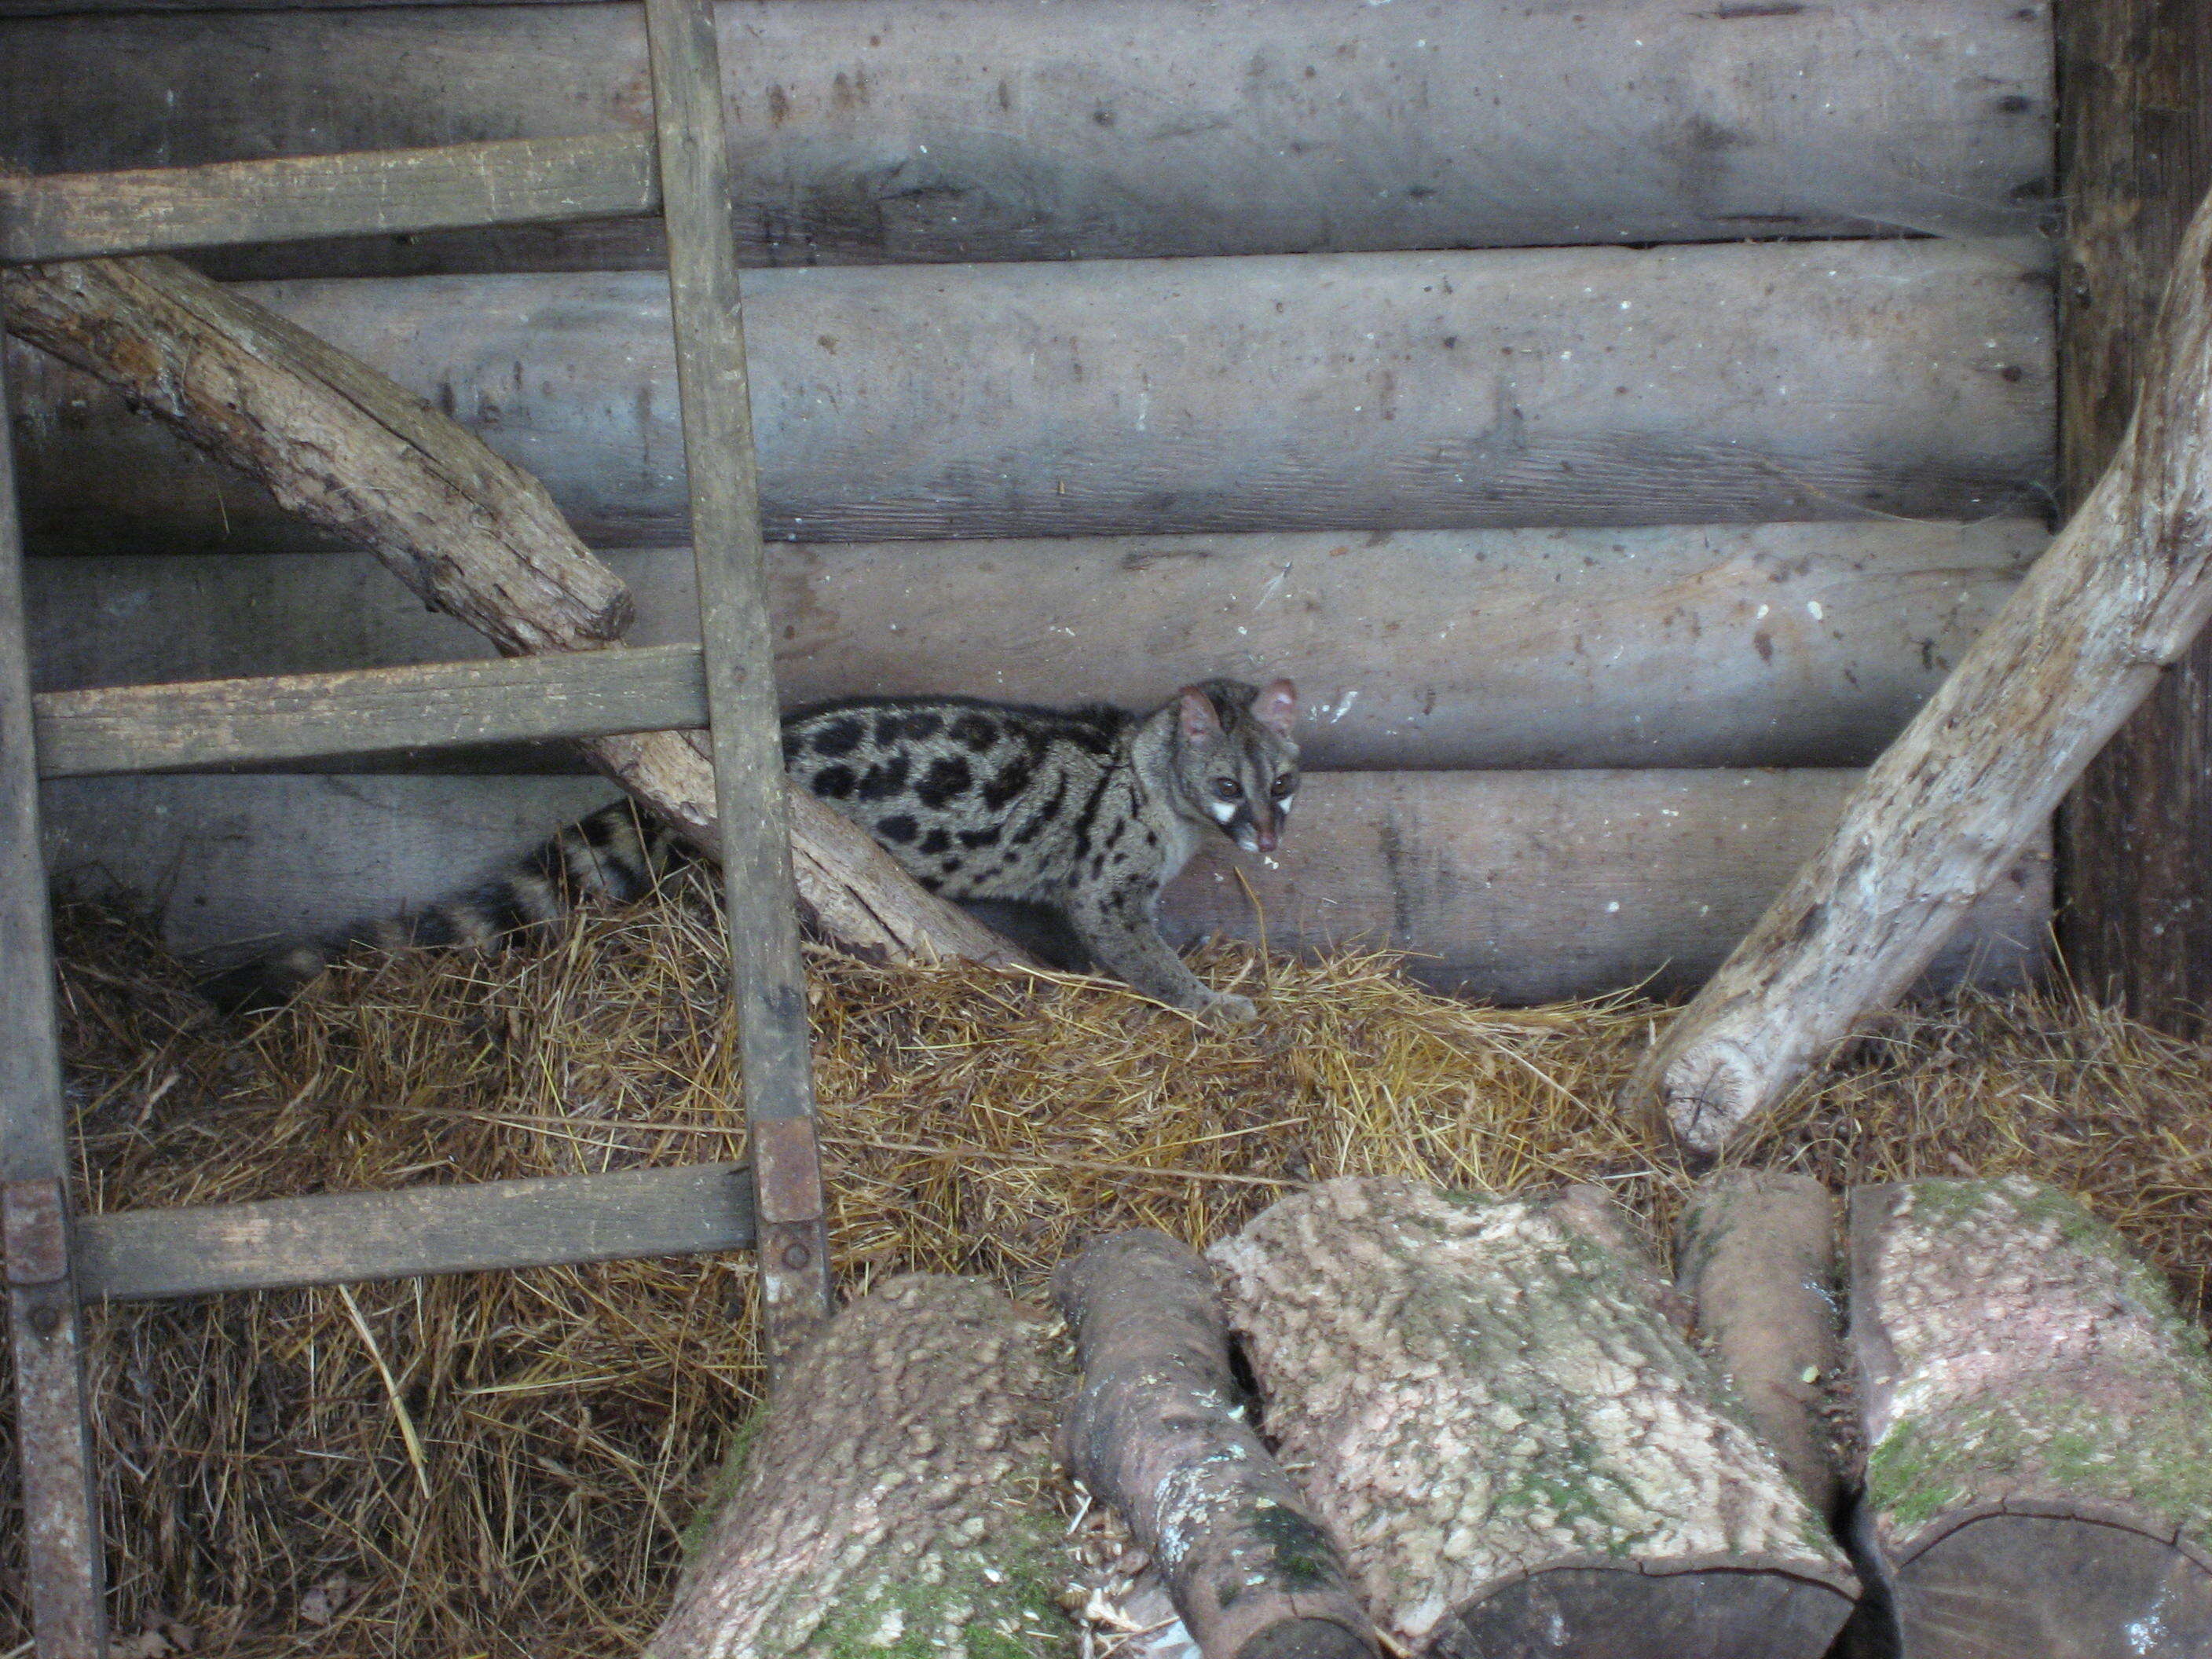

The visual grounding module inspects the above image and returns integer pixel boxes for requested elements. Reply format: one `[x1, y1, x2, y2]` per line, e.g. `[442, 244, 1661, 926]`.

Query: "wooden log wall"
[2, 0, 2060, 1004]
[38, 770, 2048, 1003]
[9, 242, 2053, 556]
[25, 523, 2041, 772]
[0, 0, 2051, 275]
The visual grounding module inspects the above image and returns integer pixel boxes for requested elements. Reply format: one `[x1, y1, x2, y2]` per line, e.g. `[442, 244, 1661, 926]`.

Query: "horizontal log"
[25, 522, 2043, 773]
[75, 1163, 756, 1301]
[0, 136, 658, 264]
[8, 240, 2056, 556]
[37, 770, 2049, 1003]
[0, 0, 2049, 274]
[32, 645, 709, 777]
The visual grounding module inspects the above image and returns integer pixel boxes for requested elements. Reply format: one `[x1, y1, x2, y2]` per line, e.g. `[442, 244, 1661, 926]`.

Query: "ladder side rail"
[643, 0, 832, 1373]
[0, 333, 108, 1659]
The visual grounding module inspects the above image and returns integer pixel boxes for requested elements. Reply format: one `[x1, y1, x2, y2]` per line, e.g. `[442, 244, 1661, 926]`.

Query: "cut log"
[8, 240, 2053, 557]
[38, 767, 2050, 1004]
[1622, 182, 2212, 1155]
[24, 522, 2042, 775]
[1053, 1229, 1375, 1659]
[0, 0, 2050, 273]
[1209, 1177, 1859, 1657]
[1849, 1177, 2212, 1657]
[1675, 1171, 1847, 1517]
[2, 252, 1026, 970]
[646, 1273, 1076, 1658]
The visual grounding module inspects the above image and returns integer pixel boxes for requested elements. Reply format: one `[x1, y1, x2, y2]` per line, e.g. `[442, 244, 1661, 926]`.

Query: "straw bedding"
[8, 872, 2212, 1656]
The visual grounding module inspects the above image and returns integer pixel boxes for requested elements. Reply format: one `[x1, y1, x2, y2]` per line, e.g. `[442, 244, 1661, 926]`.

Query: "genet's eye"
[1213, 778, 1243, 800]
[1270, 776, 1297, 800]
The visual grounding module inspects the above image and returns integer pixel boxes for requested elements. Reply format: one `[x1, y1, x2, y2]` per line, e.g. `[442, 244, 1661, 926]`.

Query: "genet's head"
[1171, 678, 1300, 854]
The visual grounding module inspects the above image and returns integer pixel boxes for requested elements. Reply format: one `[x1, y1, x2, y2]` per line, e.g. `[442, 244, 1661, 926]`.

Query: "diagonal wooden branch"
[2, 253, 1029, 969]
[1624, 185, 2212, 1155]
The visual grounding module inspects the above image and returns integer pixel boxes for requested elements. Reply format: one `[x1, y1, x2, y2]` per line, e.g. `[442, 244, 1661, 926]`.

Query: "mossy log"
[1675, 1171, 1848, 1516]
[1209, 1177, 1858, 1657]
[1849, 1177, 2212, 1657]
[646, 1274, 1075, 1659]
[1053, 1229, 1376, 1659]
[0, 253, 1027, 971]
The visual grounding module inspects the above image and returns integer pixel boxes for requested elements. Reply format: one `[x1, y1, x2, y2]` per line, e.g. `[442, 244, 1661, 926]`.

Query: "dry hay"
[7, 873, 2212, 1657]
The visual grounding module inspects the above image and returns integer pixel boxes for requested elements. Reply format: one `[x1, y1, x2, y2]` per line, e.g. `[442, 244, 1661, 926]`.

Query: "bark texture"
[1053, 1229, 1375, 1659]
[1, 253, 1028, 971]
[1209, 1177, 1856, 1656]
[647, 1274, 1075, 1659]
[1675, 1171, 1848, 1516]
[1850, 1177, 2212, 1656]
[2, 255, 630, 655]
[1625, 180, 2212, 1154]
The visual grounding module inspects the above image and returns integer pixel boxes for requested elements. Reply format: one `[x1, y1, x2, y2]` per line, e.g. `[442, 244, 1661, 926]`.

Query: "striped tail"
[195, 800, 691, 1014]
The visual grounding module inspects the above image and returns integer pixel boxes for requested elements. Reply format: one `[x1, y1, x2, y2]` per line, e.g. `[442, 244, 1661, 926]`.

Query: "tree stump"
[1675, 1170, 1849, 1517]
[1850, 1177, 2212, 1657]
[1053, 1229, 1376, 1659]
[1209, 1177, 1857, 1657]
[646, 1274, 1076, 1659]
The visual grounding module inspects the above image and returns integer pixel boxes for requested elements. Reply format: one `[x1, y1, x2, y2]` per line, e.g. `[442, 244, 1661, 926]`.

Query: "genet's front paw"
[1194, 991, 1258, 1026]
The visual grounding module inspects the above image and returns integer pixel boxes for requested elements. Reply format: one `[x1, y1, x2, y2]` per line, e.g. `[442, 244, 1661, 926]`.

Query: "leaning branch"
[1624, 183, 2212, 1153]
[2, 254, 1029, 969]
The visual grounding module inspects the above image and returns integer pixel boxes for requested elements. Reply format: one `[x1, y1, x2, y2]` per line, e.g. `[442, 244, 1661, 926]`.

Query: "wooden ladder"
[0, 3, 830, 1652]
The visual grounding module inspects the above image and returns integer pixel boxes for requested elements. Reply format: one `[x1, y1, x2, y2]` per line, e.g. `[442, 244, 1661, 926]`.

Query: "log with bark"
[1053, 1229, 1376, 1659]
[1208, 1177, 1859, 1657]
[1624, 181, 2212, 1155]
[646, 1273, 1076, 1658]
[1849, 1177, 2212, 1657]
[1674, 1170, 1849, 1518]
[0, 252, 1027, 971]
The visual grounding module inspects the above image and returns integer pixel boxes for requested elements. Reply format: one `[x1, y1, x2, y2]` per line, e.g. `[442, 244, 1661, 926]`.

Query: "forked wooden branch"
[1625, 183, 2212, 1154]
[1, 253, 1029, 969]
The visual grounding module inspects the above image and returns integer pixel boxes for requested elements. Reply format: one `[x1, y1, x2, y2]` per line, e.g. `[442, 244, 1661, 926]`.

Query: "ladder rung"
[33, 643, 709, 777]
[75, 1162, 756, 1301]
[0, 134, 658, 265]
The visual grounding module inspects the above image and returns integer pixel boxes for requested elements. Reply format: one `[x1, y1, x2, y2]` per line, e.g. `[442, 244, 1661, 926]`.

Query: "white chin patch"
[1235, 834, 1259, 852]
[1209, 800, 1238, 826]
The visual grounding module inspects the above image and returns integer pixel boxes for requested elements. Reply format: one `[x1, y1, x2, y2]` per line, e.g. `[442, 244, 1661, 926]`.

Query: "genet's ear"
[1178, 687, 1223, 742]
[1251, 679, 1298, 737]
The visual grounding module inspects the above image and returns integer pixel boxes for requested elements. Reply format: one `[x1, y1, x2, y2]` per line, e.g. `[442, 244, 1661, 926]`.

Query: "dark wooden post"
[0, 342, 105, 1654]
[641, 0, 832, 1367]
[2056, 0, 2212, 1028]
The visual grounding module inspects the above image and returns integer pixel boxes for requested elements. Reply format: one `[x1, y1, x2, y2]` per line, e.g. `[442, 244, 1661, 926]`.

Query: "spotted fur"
[200, 678, 1298, 1020]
